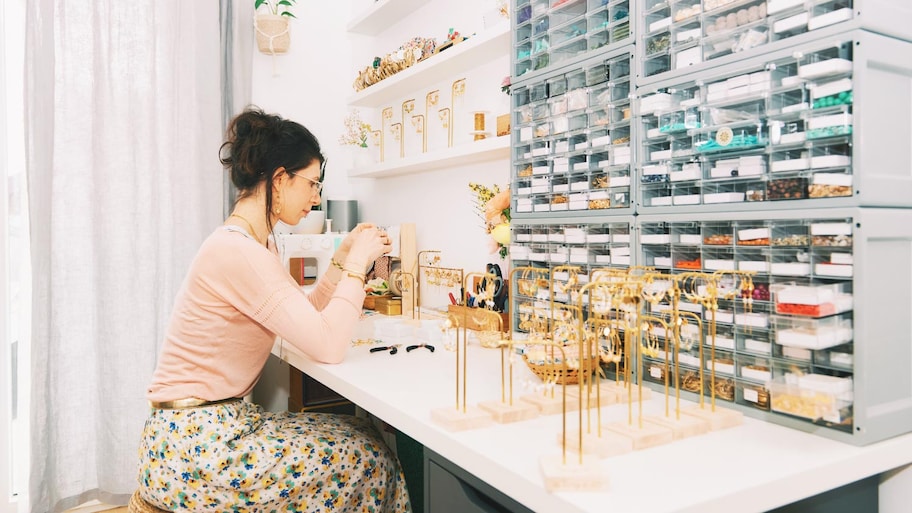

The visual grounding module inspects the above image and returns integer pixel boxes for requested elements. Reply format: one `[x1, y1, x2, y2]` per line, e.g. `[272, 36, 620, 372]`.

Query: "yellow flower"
[491, 223, 511, 245]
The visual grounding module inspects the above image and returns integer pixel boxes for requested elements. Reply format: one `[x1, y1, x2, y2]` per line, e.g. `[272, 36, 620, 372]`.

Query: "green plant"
[255, 0, 297, 17]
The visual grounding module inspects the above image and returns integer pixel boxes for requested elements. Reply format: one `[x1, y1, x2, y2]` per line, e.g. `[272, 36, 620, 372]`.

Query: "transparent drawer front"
[738, 380, 771, 411]
[769, 374, 853, 423]
[512, 52, 634, 215]
[773, 314, 853, 350]
[773, 282, 853, 318]
[635, 39, 865, 210]
[738, 354, 772, 382]
[639, 0, 857, 80]
[515, 0, 634, 77]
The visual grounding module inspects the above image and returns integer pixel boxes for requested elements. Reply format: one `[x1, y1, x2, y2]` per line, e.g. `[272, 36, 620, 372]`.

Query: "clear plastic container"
[738, 379, 771, 411]
[694, 123, 766, 153]
[769, 374, 853, 422]
[773, 282, 853, 317]
[773, 314, 853, 350]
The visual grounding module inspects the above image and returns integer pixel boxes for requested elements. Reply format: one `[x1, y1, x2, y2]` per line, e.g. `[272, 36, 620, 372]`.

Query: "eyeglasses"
[299, 174, 323, 194]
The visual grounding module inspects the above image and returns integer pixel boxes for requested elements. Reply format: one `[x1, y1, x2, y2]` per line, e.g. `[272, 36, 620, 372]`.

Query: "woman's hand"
[343, 225, 392, 274]
[334, 223, 376, 263]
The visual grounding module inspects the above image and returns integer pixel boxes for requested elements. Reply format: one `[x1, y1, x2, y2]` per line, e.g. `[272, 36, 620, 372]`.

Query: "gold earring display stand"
[390, 269, 417, 320]
[423, 255, 491, 432]
[430, 311, 494, 432]
[514, 266, 573, 417]
[467, 276, 539, 424]
[401, 99, 414, 158]
[380, 107, 393, 162]
[519, 296, 608, 492]
[600, 279, 674, 450]
[425, 90, 438, 152]
[636, 274, 712, 440]
[555, 280, 637, 459]
[450, 78, 465, 147]
[677, 271, 748, 431]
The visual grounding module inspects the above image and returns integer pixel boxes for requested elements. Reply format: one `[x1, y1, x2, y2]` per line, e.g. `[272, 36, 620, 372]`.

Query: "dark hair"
[219, 106, 324, 229]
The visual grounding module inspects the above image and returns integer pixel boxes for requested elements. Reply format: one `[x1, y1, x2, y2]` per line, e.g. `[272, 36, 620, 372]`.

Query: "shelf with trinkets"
[347, 133, 510, 178]
[347, 21, 511, 109]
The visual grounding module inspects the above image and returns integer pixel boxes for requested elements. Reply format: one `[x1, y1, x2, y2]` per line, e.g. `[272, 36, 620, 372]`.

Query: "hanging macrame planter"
[255, 14, 291, 55]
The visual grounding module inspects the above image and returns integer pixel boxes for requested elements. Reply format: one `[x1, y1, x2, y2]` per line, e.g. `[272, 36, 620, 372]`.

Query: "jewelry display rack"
[509, 0, 912, 445]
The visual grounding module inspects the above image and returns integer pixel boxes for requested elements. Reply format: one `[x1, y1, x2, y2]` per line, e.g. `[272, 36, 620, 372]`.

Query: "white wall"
[252, 0, 511, 278]
[251, 0, 512, 410]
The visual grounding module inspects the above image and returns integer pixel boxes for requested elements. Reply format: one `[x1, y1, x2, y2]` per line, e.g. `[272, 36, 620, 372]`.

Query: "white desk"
[272, 316, 912, 513]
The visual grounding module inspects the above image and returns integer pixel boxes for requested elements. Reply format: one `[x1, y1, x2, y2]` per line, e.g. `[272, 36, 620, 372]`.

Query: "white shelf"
[347, 22, 511, 108]
[347, 0, 427, 35]
[349, 135, 510, 178]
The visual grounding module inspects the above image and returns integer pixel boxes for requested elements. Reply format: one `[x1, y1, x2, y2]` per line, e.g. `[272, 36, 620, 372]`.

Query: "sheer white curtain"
[25, 1, 225, 511]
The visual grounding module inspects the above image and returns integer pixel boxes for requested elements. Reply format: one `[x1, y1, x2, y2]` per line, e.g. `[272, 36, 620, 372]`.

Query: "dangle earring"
[273, 192, 283, 215]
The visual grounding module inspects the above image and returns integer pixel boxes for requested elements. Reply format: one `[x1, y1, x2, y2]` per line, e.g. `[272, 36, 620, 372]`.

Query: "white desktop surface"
[272, 315, 912, 513]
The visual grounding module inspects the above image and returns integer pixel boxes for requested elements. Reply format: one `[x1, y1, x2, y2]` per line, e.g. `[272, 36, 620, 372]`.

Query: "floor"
[65, 501, 127, 513]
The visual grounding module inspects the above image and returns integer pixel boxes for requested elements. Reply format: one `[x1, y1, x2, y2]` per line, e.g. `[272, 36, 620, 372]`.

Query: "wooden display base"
[520, 391, 580, 415]
[539, 454, 610, 492]
[643, 413, 711, 440]
[564, 382, 620, 407]
[477, 399, 540, 424]
[680, 404, 744, 431]
[431, 405, 493, 432]
[558, 429, 634, 458]
[603, 420, 674, 450]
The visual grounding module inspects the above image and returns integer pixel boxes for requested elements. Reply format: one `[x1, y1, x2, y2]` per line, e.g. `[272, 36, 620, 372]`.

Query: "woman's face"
[277, 160, 322, 225]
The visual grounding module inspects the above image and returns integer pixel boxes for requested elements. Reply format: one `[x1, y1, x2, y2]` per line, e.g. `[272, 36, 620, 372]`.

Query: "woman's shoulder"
[196, 226, 272, 266]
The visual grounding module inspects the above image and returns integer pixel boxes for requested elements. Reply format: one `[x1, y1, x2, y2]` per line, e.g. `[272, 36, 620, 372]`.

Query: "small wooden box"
[363, 294, 391, 310]
[374, 296, 402, 316]
[496, 114, 511, 137]
[447, 305, 509, 332]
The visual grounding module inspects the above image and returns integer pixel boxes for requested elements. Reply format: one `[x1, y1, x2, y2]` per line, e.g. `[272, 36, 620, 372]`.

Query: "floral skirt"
[137, 400, 411, 512]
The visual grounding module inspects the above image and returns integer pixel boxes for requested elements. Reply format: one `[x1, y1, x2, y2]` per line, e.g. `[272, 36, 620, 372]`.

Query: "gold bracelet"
[330, 258, 344, 270]
[344, 270, 366, 284]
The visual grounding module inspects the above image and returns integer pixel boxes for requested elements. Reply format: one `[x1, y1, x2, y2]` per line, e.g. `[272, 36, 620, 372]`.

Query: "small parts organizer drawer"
[510, 222, 632, 267]
[639, 0, 857, 79]
[513, 51, 633, 214]
[637, 218, 855, 280]
[637, 212, 856, 433]
[513, 0, 632, 79]
[637, 39, 859, 211]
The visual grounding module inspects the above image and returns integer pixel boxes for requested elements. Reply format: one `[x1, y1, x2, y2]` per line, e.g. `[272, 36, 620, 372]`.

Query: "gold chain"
[228, 213, 263, 245]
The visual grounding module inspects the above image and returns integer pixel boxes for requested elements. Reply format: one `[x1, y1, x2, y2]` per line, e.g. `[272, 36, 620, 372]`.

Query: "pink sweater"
[147, 227, 365, 402]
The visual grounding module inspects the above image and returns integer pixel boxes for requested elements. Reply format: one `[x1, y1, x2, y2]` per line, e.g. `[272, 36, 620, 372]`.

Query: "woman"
[137, 107, 411, 512]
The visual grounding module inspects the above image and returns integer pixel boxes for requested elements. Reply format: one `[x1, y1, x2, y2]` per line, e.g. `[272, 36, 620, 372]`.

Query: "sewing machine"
[274, 233, 345, 291]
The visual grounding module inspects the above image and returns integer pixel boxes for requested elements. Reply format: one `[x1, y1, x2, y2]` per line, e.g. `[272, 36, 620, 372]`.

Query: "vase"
[255, 14, 290, 55]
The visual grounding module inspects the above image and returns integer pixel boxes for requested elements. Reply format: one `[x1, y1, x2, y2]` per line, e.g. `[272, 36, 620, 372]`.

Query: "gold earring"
[273, 193, 282, 215]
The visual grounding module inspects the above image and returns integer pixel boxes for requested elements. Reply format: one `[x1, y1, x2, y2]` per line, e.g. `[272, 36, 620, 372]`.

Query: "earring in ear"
[273, 193, 282, 215]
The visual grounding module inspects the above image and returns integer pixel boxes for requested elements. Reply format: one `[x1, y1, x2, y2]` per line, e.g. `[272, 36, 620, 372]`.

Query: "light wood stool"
[128, 491, 168, 513]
